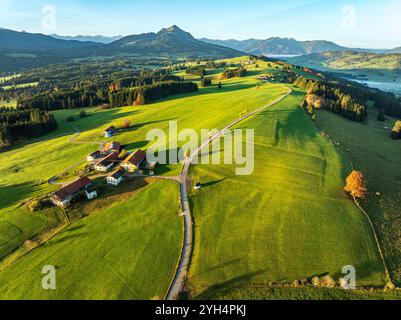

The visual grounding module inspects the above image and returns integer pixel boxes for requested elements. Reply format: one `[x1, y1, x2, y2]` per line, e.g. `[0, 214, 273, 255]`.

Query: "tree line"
[185, 66, 207, 77]
[0, 108, 57, 149]
[18, 75, 198, 111]
[295, 77, 367, 122]
[221, 67, 247, 80]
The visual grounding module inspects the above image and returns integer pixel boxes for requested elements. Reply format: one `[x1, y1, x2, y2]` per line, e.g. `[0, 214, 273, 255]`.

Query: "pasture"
[0, 180, 182, 300]
[0, 58, 288, 298]
[187, 88, 385, 298]
[315, 107, 401, 285]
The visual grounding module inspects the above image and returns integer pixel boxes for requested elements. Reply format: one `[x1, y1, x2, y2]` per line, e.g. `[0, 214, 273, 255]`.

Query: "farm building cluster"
[50, 126, 157, 208]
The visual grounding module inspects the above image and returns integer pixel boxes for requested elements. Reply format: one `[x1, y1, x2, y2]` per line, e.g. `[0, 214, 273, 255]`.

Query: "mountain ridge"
[199, 37, 395, 55]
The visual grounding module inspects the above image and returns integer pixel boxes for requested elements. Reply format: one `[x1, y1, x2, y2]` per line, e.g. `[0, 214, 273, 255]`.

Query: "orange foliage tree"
[344, 171, 368, 199]
[121, 118, 131, 129]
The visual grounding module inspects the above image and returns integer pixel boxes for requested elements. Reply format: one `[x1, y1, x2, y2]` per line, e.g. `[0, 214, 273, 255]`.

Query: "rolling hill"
[200, 37, 349, 55]
[51, 34, 122, 44]
[200, 37, 400, 56]
[0, 26, 242, 72]
[104, 25, 242, 58]
[287, 51, 401, 71]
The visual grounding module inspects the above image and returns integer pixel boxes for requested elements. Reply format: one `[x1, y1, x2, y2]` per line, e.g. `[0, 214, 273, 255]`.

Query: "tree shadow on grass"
[0, 182, 38, 211]
[193, 270, 267, 300]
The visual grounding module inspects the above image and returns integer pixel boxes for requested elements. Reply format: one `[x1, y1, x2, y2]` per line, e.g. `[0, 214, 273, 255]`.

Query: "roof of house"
[98, 152, 119, 167]
[108, 169, 125, 180]
[123, 149, 146, 167]
[104, 141, 121, 152]
[53, 177, 91, 201]
[88, 150, 101, 157]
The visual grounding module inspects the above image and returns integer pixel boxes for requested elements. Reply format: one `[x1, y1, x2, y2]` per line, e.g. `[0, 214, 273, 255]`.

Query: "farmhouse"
[102, 126, 115, 138]
[107, 169, 125, 186]
[103, 141, 121, 153]
[121, 149, 146, 172]
[51, 177, 92, 208]
[87, 150, 102, 162]
[94, 152, 119, 172]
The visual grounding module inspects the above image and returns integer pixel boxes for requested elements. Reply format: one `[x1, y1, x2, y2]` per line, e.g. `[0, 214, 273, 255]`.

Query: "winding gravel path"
[166, 88, 292, 300]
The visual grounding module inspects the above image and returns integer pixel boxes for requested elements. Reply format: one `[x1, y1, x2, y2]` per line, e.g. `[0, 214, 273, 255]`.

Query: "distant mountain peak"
[158, 25, 194, 39]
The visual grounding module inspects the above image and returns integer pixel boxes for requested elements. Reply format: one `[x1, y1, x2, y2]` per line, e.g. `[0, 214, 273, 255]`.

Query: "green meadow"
[0, 99, 17, 108]
[315, 107, 401, 285]
[0, 57, 392, 299]
[0, 58, 287, 298]
[0, 180, 182, 300]
[187, 87, 385, 298]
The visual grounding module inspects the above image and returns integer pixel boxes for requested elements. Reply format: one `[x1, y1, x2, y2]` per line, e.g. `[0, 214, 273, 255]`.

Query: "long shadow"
[194, 270, 266, 300]
[0, 182, 38, 211]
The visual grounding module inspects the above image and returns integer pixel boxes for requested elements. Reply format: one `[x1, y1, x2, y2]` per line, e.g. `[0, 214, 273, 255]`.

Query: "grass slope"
[0, 180, 182, 300]
[315, 107, 401, 285]
[187, 88, 385, 299]
[0, 58, 287, 298]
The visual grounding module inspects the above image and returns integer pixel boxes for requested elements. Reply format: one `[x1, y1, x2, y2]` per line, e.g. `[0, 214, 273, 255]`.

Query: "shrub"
[79, 111, 86, 118]
[27, 199, 41, 212]
[345, 170, 368, 199]
[311, 277, 320, 287]
[66, 115, 75, 122]
[321, 275, 336, 288]
[201, 78, 212, 87]
[121, 118, 132, 129]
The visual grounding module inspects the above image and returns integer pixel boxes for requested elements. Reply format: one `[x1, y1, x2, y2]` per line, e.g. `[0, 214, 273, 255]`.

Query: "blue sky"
[1, 0, 401, 48]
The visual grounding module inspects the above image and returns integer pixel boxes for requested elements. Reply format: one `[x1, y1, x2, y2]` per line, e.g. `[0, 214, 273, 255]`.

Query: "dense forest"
[294, 76, 401, 122]
[17, 66, 198, 110]
[19, 79, 198, 110]
[295, 77, 367, 122]
[0, 108, 57, 149]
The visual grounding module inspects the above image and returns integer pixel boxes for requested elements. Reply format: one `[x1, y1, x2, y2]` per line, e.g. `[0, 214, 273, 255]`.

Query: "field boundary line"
[312, 110, 394, 288]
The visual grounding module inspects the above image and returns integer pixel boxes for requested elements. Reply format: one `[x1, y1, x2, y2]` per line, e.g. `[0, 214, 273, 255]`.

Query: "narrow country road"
[166, 88, 292, 300]
[48, 123, 105, 186]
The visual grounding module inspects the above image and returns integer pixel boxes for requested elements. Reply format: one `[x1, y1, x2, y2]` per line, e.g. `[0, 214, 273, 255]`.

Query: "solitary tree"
[391, 120, 401, 139]
[377, 108, 385, 122]
[121, 118, 132, 129]
[345, 171, 368, 199]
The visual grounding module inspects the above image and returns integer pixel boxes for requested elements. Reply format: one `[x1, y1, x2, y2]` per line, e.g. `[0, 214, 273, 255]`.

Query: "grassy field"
[2, 81, 39, 91]
[0, 58, 289, 299]
[315, 107, 401, 286]
[0, 56, 392, 300]
[187, 87, 385, 299]
[199, 285, 401, 300]
[0, 99, 17, 108]
[0, 179, 182, 300]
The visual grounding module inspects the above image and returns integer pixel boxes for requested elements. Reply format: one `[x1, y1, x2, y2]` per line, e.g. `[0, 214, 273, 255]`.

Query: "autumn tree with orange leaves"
[344, 171, 368, 199]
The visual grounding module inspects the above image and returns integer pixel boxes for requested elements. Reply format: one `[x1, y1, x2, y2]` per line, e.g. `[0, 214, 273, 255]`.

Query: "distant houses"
[94, 151, 119, 172]
[102, 126, 115, 138]
[121, 149, 146, 173]
[107, 169, 125, 186]
[51, 177, 92, 208]
[51, 144, 155, 209]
